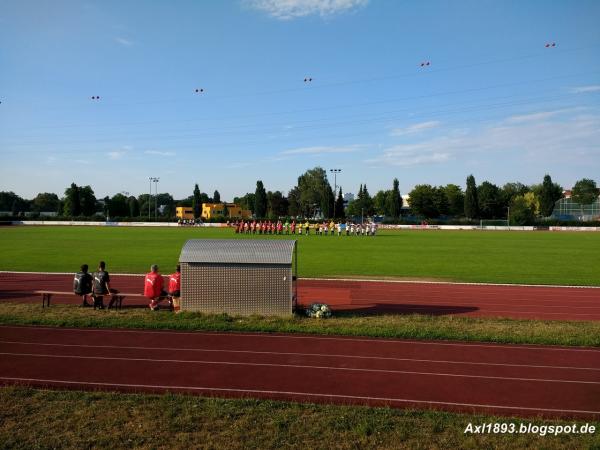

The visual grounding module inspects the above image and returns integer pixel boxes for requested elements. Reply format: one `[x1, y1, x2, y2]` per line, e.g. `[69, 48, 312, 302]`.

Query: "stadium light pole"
[329, 168, 341, 218]
[149, 177, 158, 221]
[153, 178, 160, 221]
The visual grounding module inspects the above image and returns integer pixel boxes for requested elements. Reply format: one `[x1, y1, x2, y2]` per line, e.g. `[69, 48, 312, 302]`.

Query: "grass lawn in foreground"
[1, 387, 598, 450]
[0, 226, 599, 285]
[1, 303, 598, 347]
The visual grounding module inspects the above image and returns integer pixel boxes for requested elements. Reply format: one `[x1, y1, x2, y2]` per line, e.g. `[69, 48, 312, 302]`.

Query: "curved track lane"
[0, 326, 598, 419]
[1, 272, 599, 320]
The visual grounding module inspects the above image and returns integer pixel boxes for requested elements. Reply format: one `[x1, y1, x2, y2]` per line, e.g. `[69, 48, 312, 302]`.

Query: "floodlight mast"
[329, 169, 342, 219]
[149, 177, 159, 221]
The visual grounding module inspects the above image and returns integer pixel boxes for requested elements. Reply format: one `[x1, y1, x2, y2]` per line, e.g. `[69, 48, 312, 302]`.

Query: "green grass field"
[1, 387, 598, 450]
[0, 226, 599, 285]
[1, 303, 598, 346]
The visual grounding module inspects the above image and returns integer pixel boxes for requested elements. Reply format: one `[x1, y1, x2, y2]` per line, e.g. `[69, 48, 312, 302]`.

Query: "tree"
[408, 184, 438, 218]
[0, 192, 22, 211]
[387, 178, 402, 219]
[192, 184, 202, 219]
[155, 193, 175, 218]
[63, 183, 81, 217]
[477, 181, 503, 219]
[79, 185, 97, 216]
[432, 186, 449, 216]
[234, 193, 256, 215]
[267, 191, 289, 218]
[571, 178, 599, 219]
[295, 167, 333, 217]
[443, 184, 464, 217]
[213, 190, 221, 203]
[373, 190, 389, 216]
[31, 193, 60, 212]
[464, 175, 479, 219]
[523, 192, 540, 216]
[128, 196, 140, 218]
[109, 193, 129, 217]
[501, 182, 529, 208]
[254, 180, 267, 218]
[335, 188, 345, 219]
[10, 197, 29, 215]
[510, 195, 536, 225]
[287, 187, 301, 217]
[138, 194, 152, 218]
[538, 175, 563, 217]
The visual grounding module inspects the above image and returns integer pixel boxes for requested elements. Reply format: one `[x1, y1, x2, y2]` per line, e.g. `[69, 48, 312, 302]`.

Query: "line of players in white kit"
[233, 220, 378, 236]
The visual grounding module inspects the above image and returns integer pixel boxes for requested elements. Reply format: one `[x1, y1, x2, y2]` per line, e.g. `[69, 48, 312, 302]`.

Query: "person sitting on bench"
[145, 264, 167, 311]
[73, 264, 93, 307]
[92, 261, 114, 309]
[168, 264, 181, 313]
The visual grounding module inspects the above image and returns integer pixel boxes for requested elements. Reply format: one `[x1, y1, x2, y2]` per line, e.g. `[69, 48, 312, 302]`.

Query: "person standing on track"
[92, 261, 113, 309]
[73, 264, 93, 307]
[167, 264, 181, 313]
[145, 264, 166, 311]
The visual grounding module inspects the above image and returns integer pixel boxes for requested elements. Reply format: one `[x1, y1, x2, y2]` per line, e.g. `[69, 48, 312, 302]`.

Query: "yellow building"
[176, 206, 195, 220]
[201, 203, 251, 220]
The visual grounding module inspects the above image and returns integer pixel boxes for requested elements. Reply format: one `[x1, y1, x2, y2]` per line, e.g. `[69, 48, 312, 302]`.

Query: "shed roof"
[179, 239, 296, 265]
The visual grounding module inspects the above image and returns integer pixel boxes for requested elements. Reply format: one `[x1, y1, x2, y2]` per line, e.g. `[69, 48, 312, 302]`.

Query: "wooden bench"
[35, 290, 149, 310]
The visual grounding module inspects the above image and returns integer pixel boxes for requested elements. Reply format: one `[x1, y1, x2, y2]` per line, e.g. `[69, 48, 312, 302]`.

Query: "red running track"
[0, 325, 598, 419]
[1, 272, 599, 320]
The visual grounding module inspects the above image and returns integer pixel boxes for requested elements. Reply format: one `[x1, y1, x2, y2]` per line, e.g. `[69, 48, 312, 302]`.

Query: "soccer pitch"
[0, 226, 599, 286]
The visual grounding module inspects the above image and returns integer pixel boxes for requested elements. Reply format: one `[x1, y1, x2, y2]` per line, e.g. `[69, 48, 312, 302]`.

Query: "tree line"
[1, 169, 597, 224]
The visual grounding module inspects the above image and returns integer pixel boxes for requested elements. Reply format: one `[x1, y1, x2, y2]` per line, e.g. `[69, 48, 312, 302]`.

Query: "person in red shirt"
[168, 264, 182, 313]
[145, 264, 166, 311]
[291, 220, 296, 235]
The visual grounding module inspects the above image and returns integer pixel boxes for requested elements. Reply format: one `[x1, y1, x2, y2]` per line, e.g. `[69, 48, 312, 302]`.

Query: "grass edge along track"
[1, 303, 598, 347]
[1, 386, 598, 450]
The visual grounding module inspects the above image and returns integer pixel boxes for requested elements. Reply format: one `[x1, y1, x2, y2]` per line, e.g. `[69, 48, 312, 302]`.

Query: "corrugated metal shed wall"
[179, 239, 296, 316]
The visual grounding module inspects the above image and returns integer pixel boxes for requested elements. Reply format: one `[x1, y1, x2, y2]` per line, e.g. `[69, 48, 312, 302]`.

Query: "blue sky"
[1, 0, 599, 201]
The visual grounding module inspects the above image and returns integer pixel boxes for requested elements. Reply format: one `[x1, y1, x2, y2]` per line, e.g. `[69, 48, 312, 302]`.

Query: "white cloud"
[390, 121, 441, 136]
[280, 145, 362, 155]
[115, 37, 133, 46]
[108, 151, 125, 160]
[368, 111, 600, 167]
[246, 0, 368, 20]
[144, 150, 175, 156]
[570, 85, 600, 94]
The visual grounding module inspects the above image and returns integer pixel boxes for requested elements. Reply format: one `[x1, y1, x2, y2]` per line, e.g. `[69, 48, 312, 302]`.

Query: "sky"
[1, 0, 599, 201]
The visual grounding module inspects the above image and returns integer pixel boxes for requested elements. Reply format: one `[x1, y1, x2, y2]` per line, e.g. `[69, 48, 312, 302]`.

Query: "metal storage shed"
[179, 239, 297, 316]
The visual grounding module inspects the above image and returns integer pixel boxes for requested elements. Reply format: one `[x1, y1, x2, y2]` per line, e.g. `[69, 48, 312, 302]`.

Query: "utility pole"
[329, 168, 341, 219]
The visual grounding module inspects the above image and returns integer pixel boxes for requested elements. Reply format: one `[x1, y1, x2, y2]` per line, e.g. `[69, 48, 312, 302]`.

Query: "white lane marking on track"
[2, 325, 598, 353]
[1, 340, 599, 371]
[2, 271, 599, 289]
[0, 376, 598, 415]
[1, 352, 598, 385]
